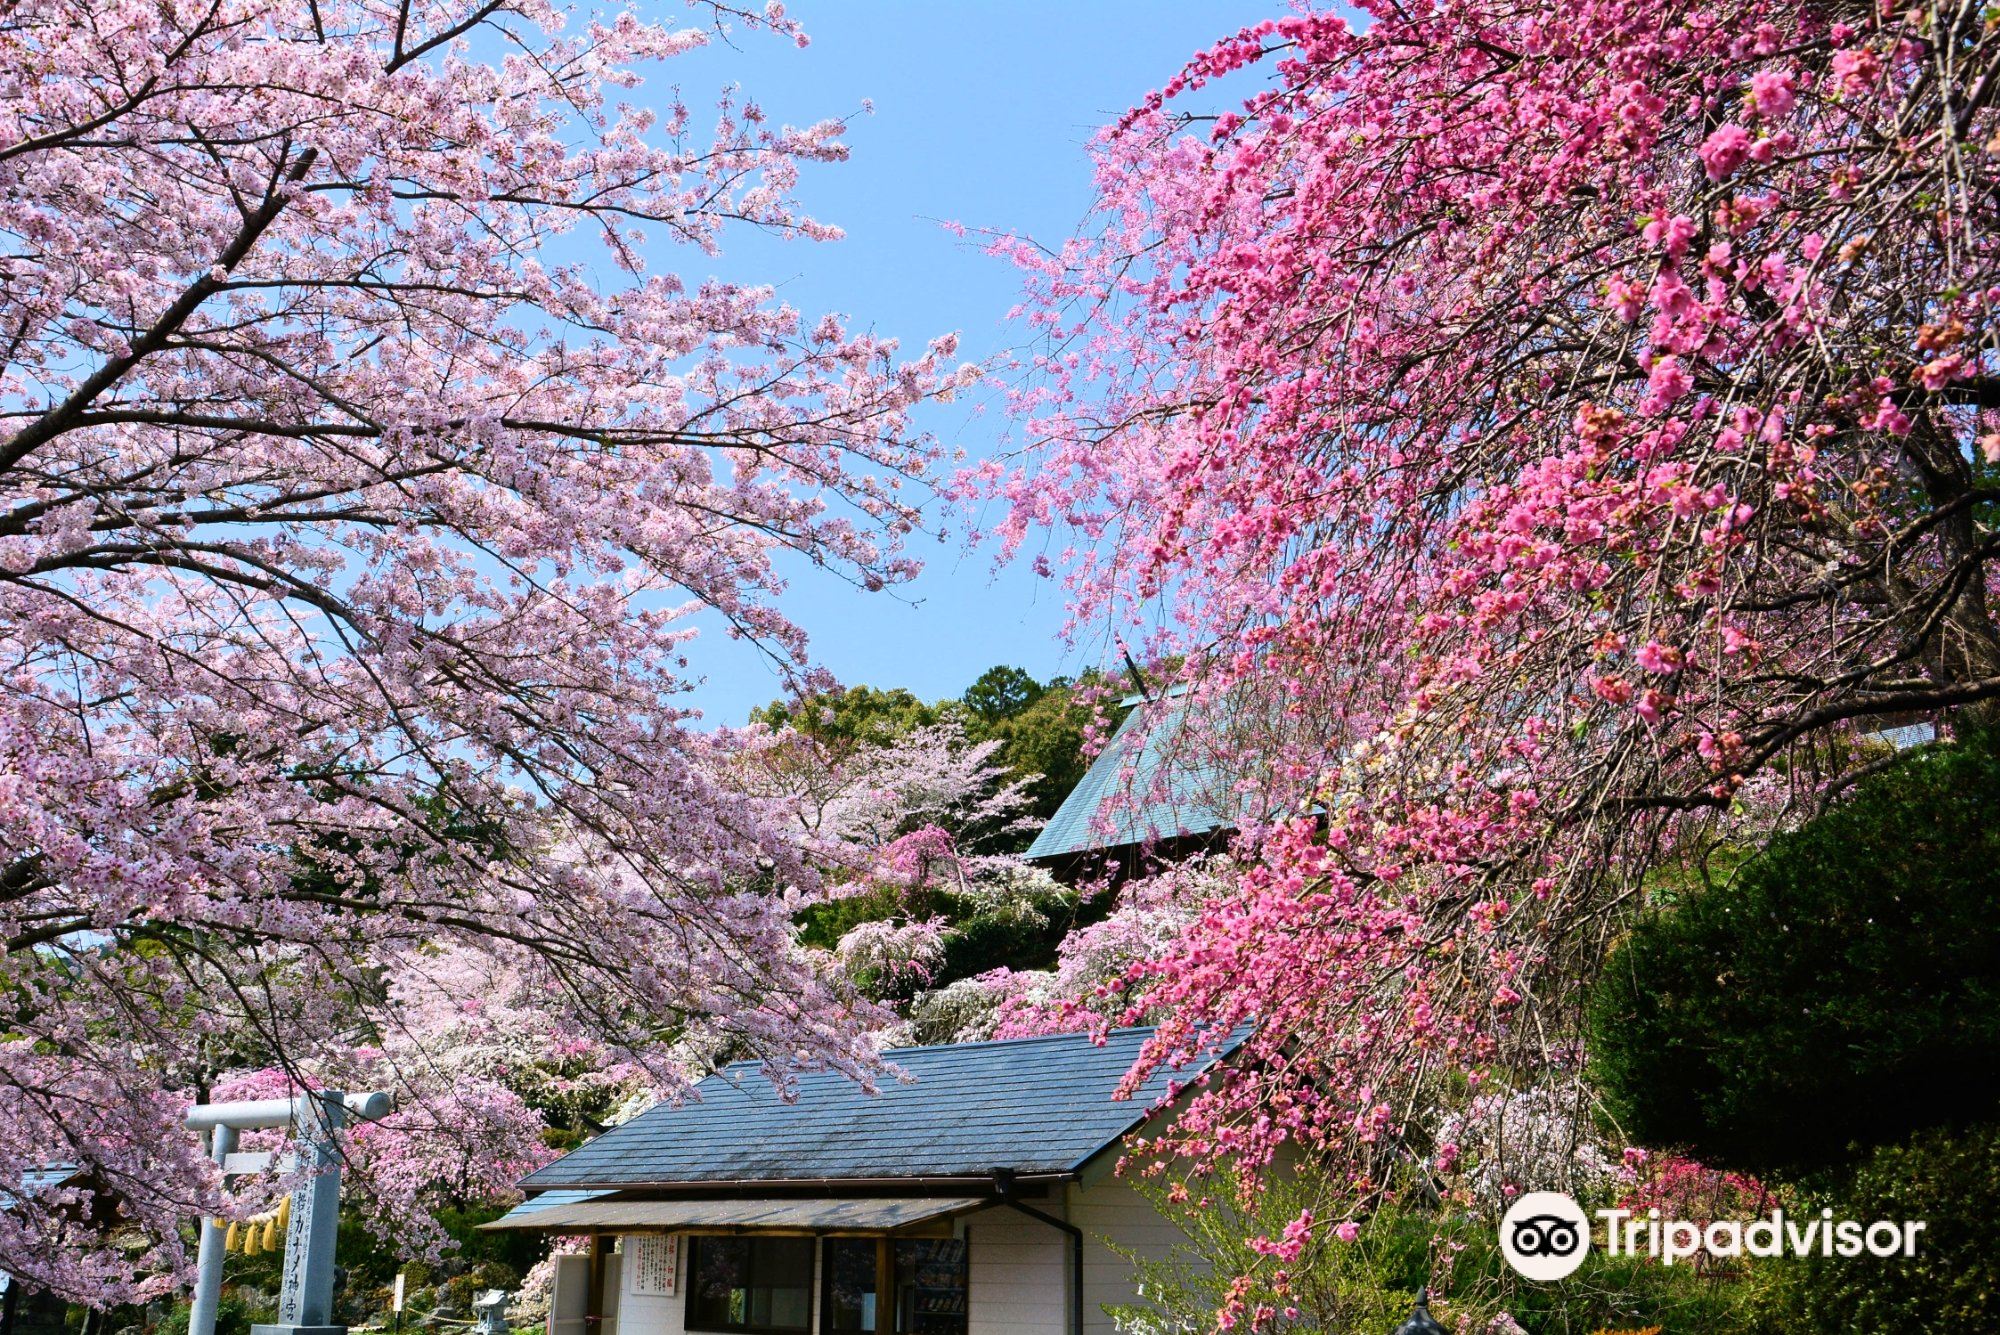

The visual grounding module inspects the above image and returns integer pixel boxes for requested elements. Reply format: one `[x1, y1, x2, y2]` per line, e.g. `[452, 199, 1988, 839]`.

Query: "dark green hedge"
[1589, 733, 2000, 1172]
[1769, 1123, 2000, 1330]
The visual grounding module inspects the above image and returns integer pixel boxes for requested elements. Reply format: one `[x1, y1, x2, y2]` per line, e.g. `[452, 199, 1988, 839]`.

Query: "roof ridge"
[707, 1025, 1157, 1079]
[882, 1024, 1155, 1056]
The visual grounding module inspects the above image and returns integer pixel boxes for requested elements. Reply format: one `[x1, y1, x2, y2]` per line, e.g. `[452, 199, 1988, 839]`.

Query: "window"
[898, 1238, 968, 1335]
[822, 1238, 968, 1335]
[685, 1236, 815, 1335]
[822, 1238, 879, 1333]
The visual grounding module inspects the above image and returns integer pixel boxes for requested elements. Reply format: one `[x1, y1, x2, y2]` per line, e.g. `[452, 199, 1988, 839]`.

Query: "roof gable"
[1024, 695, 1236, 861]
[520, 1026, 1237, 1191]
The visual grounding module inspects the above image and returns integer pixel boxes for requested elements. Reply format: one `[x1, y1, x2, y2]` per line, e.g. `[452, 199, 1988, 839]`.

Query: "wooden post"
[873, 1237, 895, 1335]
[587, 1235, 609, 1333]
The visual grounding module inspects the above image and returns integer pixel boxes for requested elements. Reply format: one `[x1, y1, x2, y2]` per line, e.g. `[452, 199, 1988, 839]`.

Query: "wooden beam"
[874, 1235, 895, 1335]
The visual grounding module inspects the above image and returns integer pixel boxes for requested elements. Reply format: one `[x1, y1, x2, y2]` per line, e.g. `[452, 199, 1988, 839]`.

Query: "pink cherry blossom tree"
[748, 714, 1039, 861]
[205, 946, 656, 1264]
[0, 0, 971, 1300]
[740, 711, 1058, 1001]
[987, 0, 2000, 1281]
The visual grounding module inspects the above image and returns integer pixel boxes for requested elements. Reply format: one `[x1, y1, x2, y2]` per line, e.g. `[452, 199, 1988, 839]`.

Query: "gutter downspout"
[991, 1168, 1083, 1335]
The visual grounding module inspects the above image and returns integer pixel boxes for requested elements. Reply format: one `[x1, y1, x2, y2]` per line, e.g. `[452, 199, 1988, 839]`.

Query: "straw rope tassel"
[262, 1199, 285, 1251]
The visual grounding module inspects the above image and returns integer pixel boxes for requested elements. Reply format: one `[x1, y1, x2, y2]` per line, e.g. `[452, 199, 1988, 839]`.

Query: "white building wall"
[1069, 1176, 1186, 1335]
[562, 1194, 1173, 1335]
[964, 1205, 1068, 1335]
[964, 1174, 1188, 1335]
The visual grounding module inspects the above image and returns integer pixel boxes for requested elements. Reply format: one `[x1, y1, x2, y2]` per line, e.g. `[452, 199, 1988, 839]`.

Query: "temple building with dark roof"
[487, 1027, 1243, 1335]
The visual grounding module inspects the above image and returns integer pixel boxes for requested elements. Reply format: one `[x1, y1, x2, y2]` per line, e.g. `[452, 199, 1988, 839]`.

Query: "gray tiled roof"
[1024, 695, 1236, 861]
[1861, 722, 1936, 750]
[519, 1026, 1241, 1190]
[0, 1165, 80, 1211]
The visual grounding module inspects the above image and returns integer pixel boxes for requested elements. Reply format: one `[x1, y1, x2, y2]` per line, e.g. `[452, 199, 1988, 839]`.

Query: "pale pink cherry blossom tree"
[739, 713, 1052, 1001]
[0, 0, 973, 1300]
[204, 945, 656, 1264]
[748, 714, 1039, 860]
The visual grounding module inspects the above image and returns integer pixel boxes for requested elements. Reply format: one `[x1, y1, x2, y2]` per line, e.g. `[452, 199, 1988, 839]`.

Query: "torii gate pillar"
[185, 1090, 394, 1335]
[256, 1090, 348, 1335]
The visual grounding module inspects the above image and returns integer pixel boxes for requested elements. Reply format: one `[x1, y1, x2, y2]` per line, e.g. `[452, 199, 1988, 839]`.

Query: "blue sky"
[653, 2, 1277, 723]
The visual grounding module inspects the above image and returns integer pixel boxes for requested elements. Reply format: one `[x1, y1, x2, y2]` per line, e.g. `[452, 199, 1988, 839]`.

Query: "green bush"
[336, 1201, 544, 1295]
[797, 874, 1096, 999]
[154, 1297, 253, 1335]
[1589, 733, 2000, 1172]
[1107, 1169, 1777, 1335]
[1760, 1123, 2000, 1331]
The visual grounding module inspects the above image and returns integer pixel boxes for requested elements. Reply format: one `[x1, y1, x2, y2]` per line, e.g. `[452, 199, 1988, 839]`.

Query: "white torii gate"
[185, 1091, 395, 1335]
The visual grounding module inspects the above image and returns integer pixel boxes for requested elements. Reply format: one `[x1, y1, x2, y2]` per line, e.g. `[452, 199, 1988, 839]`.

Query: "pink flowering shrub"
[1615, 1151, 1773, 1229]
[1613, 1151, 1775, 1278]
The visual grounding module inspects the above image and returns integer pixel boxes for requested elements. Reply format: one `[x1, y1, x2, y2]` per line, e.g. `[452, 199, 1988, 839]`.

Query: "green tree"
[757, 667, 1108, 832]
[963, 665, 1045, 725]
[752, 685, 946, 751]
[1767, 1123, 2000, 1331]
[980, 676, 1102, 825]
[1589, 733, 2000, 1173]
